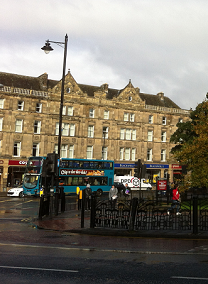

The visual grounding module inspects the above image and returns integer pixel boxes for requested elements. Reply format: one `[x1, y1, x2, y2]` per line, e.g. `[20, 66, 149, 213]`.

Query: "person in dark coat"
[84, 184, 92, 210]
[124, 183, 131, 199]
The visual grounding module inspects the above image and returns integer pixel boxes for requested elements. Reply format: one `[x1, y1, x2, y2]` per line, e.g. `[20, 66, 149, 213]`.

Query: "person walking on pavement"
[124, 183, 131, 200]
[167, 184, 181, 215]
[109, 185, 118, 209]
[84, 184, 92, 210]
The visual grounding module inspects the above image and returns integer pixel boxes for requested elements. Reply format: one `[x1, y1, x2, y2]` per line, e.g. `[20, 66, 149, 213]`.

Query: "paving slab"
[33, 209, 208, 240]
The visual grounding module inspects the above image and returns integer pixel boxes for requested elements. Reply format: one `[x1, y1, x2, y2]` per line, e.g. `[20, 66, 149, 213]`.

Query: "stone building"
[0, 70, 190, 191]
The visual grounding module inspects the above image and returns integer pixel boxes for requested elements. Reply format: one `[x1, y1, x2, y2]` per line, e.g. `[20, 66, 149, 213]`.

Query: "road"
[0, 197, 208, 283]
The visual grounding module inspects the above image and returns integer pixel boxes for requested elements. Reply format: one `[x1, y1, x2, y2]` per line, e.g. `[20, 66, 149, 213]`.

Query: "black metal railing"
[92, 196, 194, 232]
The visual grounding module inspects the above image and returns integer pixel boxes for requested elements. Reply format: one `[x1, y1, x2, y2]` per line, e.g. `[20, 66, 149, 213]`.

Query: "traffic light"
[141, 164, 146, 178]
[46, 152, 58, 175]
[42, 159, 47, 177]
[134, 159, 142, 177]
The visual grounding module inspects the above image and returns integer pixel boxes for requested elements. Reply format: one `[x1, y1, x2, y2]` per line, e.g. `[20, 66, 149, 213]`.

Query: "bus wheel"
[96, 188, 103, 197]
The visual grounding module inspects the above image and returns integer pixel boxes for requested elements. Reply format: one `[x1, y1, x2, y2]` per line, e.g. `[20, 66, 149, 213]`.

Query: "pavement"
[2, 191, 208, 240]
[33, 206, 208, 240]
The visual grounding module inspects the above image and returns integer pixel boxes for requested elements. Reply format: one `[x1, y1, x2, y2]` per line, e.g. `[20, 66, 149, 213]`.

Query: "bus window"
[67, 177, 72, 185]
[23, 175, 39, 189]
[101, 177, 108, 185]
[83, 162, 89, 168]
[61, 160, 68, 167]
[73, 161, 79, 168]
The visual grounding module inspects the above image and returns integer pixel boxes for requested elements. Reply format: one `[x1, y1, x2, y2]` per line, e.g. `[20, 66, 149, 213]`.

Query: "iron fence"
[91, 196, 208, 233]
[199, 198, 208, 231]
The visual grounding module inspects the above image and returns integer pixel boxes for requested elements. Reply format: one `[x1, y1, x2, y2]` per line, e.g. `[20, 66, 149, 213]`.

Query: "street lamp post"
[41, 34, 68, 158]
[41, 34, 68, 214]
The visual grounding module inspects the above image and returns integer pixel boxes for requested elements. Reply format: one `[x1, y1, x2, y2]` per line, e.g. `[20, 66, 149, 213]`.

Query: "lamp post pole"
[58, 34, 68, 157]
[41, 34, 68, 157]
[41, 34, 68, 214]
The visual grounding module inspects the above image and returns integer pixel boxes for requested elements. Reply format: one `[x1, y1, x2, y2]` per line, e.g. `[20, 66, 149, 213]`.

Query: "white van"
[114, 176, 152, 190]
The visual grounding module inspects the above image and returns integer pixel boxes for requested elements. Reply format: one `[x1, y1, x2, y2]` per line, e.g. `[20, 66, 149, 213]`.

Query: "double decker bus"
[23, 156, 114, 196]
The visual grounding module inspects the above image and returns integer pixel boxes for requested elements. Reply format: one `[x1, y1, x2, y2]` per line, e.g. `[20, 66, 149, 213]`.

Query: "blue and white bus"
[23, 156, 114, 196]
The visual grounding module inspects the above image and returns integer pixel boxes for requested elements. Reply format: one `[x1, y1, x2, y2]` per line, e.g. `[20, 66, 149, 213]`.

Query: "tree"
[170, 100, 208, 188]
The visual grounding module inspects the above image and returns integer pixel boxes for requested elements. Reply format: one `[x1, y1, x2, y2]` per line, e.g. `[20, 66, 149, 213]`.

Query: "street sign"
[157, 179, 167, 191]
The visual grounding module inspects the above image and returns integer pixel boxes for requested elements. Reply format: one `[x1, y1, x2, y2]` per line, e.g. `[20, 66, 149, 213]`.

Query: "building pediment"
[51, 70, 85, 97]
[113, 80, 144, 105]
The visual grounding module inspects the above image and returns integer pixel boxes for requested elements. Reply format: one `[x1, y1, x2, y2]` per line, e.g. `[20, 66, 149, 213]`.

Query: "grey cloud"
[1, 0, 208, 110]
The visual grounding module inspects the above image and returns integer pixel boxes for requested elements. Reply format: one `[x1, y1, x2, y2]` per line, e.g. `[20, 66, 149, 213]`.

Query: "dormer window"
[129, 96, 132, 101]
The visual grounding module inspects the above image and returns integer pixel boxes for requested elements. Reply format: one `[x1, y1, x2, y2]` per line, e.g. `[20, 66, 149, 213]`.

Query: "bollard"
[61, 192, 65, 212]
[129, 197, 138, 231]
[90, 193, 96, 228]
[78, 188, 82, 210]
[60, 187, 65, 212]
[81, 190, 86, 228]
[54, 192, 59, 216]
[193, 195, 198, 235]
[38, 195, 44, 220]
[45, 195, 50, 216]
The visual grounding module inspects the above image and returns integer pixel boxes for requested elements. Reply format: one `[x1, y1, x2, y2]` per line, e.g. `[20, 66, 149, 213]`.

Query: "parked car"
[7, 185, 24, 197]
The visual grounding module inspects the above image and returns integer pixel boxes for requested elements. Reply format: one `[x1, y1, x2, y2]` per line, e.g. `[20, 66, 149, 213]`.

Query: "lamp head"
[41, 40, 53, 54]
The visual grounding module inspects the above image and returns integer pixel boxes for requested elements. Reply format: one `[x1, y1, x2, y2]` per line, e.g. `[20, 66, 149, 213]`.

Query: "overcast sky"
[1, 0, 208, 110]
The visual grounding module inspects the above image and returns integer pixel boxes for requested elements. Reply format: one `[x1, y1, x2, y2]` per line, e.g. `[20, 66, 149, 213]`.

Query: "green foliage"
[171, 100, 208, 188]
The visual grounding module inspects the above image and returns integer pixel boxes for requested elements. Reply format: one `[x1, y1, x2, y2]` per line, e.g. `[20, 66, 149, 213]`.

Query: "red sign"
[157, 180, 167, 191]
[9, 160, 27, 166]
[60, 169, 104, 176]
[172, 164, 182, 169]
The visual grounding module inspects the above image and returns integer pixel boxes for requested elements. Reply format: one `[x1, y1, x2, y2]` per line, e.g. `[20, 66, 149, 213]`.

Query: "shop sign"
[172, 164, 182, 169]
[114, 163, 135, 168]
[146, 164, 169, 169]
[8, 160, 27, 166]
[60, 169, 104, 176]
[0, 160, 4, 164]
[157, 179, 167, 191]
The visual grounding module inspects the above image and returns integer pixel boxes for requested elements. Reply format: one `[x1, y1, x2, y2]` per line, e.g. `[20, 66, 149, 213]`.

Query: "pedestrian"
[167, 184, 181, 215]
[84, 184, 92, 210]
[124, 183, 131, 199]
[109, 185, 118, 209]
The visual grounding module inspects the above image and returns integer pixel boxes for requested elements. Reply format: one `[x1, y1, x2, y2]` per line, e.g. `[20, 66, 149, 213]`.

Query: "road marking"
[1, 242, 208, 255]
[15, 200, 34, 207]
[172, 276, 208, 281]
[0, 265, 78, 273]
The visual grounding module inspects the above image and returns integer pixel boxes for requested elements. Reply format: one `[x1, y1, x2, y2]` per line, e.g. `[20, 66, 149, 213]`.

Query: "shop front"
[145, 164, 169, 184]
[7, 160, 27, 187]
[114, 163, 136, 176]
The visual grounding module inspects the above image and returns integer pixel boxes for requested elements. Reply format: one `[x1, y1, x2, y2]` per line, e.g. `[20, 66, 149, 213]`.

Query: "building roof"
[139, 93, 180, 108]
[0, 71, 181, 109]
[0, 72, 57, 91]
